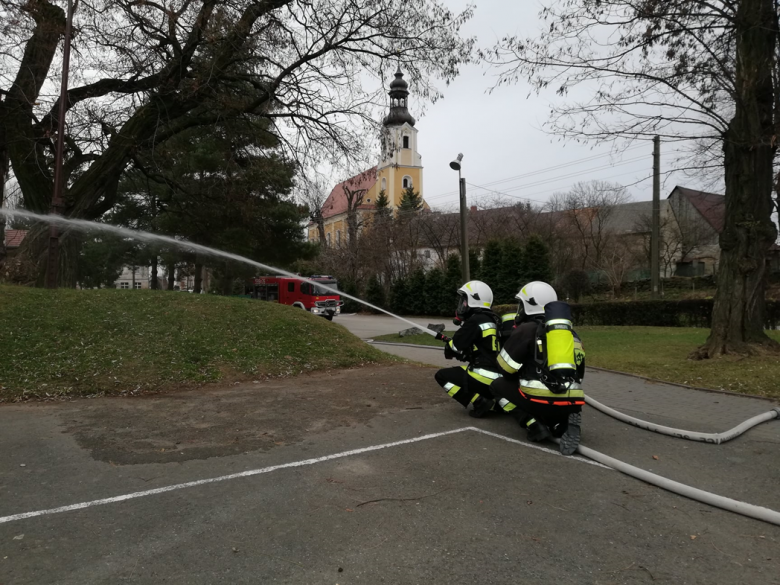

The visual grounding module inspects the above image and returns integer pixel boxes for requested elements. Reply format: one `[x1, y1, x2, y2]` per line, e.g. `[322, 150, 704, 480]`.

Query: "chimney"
[470, 205, 477, 213]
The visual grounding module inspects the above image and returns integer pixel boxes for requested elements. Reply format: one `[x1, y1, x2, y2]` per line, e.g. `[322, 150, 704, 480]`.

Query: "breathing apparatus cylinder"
[544, 302, 577, 374]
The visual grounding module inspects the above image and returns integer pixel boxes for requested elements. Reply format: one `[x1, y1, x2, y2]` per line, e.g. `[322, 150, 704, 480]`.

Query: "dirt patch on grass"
[52, 364, 443, 465]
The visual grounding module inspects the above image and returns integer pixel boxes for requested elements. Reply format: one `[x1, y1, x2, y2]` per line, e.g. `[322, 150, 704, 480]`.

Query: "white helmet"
[515, 281, 557, 316]
[456, 280, 494, 315]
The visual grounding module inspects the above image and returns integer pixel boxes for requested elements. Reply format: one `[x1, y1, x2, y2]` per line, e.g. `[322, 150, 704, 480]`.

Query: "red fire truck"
[246, 275, 344, 320]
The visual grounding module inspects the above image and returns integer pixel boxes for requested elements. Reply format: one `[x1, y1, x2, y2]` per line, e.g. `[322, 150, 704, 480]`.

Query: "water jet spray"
[0, 209, 440, 336]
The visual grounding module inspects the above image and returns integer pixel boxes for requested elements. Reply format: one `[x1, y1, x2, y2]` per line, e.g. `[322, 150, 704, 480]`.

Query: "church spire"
[383, 65, 416, 127]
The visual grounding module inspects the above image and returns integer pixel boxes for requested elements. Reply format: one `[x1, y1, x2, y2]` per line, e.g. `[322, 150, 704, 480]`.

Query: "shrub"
[571, 299, 780, 329]
[496, 299, 780, 329]
[364, 275, 386, 312]
[561, 269, 591, 303]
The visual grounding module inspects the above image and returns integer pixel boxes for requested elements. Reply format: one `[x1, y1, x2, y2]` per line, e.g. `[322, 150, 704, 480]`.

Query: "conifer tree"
[498, 239, 525, 304]
[422, 267, 448, 315]
[365, 275, 386, 311]
[398, 186, 423, 213]
[406, 268, 428, 314]
[374, 190, 391, 218]
[389, 277, 410, 315]
[524, 235, 552, 284]
[480, 241, 503, 297]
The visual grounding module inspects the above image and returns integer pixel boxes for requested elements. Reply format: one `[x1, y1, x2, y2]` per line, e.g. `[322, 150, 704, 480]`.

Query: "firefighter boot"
[525, 418, 552, 443]
[469, 396, 496, 418]
[559, 412, 582, 456]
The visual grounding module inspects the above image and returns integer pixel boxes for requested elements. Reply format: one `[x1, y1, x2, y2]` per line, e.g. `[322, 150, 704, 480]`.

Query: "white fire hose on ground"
[575, 398, 780, 525]
[370, 339, 780, 526]
[585, 395, 780, 444]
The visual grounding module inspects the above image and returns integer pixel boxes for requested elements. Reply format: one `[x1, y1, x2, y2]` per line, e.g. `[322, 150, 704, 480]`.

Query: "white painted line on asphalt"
[0, 426, 606, 525]
[471, 427, 610, 469]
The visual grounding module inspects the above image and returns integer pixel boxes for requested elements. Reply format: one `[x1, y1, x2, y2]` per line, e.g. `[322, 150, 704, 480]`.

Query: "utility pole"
[651, 135, 661, 299]
[459, 177, 470, 283]
[450, 153, 469, 283]
[46, 0, 74, 289]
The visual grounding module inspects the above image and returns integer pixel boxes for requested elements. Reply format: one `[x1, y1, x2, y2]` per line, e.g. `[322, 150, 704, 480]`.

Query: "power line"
[422, 144, 648, 202]
[426, 155, 647, 203]
[469, 145, 646, 189]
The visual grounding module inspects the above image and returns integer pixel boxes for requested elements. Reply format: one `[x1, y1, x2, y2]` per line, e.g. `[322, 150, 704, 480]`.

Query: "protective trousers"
[435, 365, 496, 408]
[490, 377, 581, 434]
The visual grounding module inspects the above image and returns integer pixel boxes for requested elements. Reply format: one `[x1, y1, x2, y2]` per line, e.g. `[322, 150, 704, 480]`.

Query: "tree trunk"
[193, 261, 203, 293]
[150, 256, 159, 289]
[0, 144, 7, 271]
[167, 262, 176, 290]
[695, 0, 780, 358]
[315, 213, 326, 245]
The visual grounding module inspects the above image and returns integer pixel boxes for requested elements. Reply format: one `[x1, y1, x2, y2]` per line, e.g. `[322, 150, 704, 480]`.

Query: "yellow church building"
[309, 66, 425, 246]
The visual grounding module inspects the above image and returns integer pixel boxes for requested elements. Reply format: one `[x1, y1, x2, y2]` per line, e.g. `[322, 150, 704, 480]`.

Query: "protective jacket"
[445, 310, 501, 385]
[499, 312, 518, 344]
[496, 319, 586, 407]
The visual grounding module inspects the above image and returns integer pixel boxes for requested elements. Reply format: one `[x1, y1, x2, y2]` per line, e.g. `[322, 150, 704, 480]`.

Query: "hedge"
[496, 300, 780, 329]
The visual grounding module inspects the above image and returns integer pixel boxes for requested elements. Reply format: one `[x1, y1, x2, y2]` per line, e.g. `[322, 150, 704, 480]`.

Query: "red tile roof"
[670, 186, 725, 232]
[321, 167, 377, 220]
[4, 229, 27, 248]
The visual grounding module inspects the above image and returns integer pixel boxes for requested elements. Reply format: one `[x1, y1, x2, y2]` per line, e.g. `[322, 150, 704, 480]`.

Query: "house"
[309, 66, 426, 246]
[667, 186, 723, 276]
[114, 265, 150, 289]
[3, 229, 27, 258]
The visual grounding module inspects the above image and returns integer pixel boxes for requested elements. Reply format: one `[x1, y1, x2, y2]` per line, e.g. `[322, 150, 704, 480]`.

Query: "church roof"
[320, 167, 378, 220]
[383, 67, 415, 127]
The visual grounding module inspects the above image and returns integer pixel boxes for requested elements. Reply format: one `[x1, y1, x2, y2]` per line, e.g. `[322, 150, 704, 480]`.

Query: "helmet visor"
[456, 293, 470, 320]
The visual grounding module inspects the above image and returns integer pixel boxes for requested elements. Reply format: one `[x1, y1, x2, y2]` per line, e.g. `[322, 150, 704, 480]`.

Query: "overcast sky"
[411, 0, 719, 212]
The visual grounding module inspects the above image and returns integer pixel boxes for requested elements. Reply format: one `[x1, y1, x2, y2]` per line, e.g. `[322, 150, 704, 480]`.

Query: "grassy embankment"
[374, 327, 780, 399]
[0, 285, 392, 401]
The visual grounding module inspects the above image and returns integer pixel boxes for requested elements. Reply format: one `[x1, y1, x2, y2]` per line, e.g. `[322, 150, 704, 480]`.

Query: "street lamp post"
[46, 0, 74, 289]
[449, 153, 469, 283]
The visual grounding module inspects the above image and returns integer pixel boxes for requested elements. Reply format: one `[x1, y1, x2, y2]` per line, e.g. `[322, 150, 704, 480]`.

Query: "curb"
[367, 340, 778, 404]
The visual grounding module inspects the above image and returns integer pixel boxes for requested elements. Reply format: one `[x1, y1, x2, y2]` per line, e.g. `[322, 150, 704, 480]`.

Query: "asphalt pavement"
[0, 314, 778, 584]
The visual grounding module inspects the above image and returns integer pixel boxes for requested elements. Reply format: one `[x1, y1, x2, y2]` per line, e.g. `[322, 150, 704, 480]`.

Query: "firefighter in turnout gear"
[489, 281, 586, 455]
[434, 281, 502, 418]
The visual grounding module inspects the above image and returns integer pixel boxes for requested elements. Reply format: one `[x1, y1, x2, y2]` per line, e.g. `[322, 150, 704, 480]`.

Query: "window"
[402, 135, 409, 149]
[255, 284, 279, 301]
[120, 282, 129, 289]
[366, 198, 371, 203]
[402, 176, 412, 189]
[313, 281, 338, 295]
[134, 282, 142, 289]
[424, 250, 431, 259]
[287, 281, 295, 293]
[326, 233, 331, 246]
[336, 230, 341, 246]
[381, 178, 387, 191]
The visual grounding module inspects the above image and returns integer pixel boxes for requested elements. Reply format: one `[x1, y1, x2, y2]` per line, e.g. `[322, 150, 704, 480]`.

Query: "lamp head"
[449, 153, 463, 171]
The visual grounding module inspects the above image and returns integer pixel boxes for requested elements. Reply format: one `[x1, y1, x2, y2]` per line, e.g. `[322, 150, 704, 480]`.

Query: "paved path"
[337, 313, 780, 443]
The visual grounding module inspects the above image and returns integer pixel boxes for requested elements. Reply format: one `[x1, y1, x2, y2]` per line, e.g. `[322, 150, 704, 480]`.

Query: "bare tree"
[485, 0, 779, 356]
[0, 0, 474, 280]
[599, 238, 635, 298]
[416, 210, 460, 270]
[548, 181, 630, 271]
[298, 179, 329, 244]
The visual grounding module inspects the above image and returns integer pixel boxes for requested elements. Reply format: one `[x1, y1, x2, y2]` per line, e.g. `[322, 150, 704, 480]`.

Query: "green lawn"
[373, 326, 780, 399]
[0, 285, 391, 401]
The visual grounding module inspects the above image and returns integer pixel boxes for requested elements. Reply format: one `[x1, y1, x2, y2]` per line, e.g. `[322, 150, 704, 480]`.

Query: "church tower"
[376, 66, 423, 210]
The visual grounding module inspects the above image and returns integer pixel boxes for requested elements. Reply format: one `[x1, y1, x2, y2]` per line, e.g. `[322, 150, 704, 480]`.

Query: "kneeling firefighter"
[434, 281, 502, 418]
[489, 281, 586, 455]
